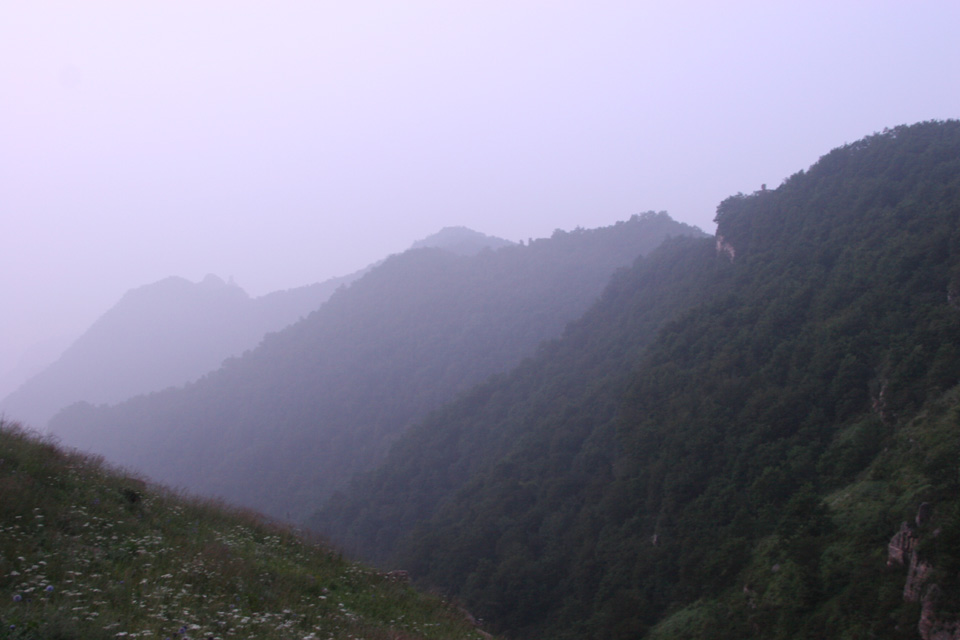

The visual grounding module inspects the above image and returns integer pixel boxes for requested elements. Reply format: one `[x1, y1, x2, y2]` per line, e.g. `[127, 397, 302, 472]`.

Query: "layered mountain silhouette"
[48, 213, 702, 521]
[4, 228, 515, 430]
[21, 121, 960, 639]
[1, 273, 359, 428]
[313, 121, 960, 639]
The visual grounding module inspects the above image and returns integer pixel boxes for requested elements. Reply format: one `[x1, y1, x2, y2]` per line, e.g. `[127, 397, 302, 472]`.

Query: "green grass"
[0, 420, 493, 640]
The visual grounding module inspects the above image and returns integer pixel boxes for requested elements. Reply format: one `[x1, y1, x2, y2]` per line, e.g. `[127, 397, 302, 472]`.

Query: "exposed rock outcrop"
[919, 585, 960, 640]
[716, 234, 736, 262]
[888, 521, 918, 568]
[905, 550, 934, 603]
[887, 503, 960, 640]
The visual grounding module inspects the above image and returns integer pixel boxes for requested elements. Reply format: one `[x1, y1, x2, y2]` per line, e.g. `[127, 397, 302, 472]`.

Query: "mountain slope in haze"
[316, 121, 960, 639]
[312, 233, 726, 565]
[2, 227, 511, 428]
[1, 272, 359, 428]
[0, 333, 74, 404]
[411, 226, 515, 255]
[49, 213, 703, 522]
[0, 420, 494, 640]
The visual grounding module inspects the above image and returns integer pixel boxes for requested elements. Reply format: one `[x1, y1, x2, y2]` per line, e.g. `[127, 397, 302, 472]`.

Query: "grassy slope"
[0, 421, 492, 640]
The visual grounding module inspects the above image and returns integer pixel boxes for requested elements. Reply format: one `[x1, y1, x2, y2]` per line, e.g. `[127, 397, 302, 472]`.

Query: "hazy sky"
[2, 1, 959, 374]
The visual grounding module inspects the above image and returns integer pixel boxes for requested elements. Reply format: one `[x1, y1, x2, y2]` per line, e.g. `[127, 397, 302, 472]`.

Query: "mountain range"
[19, 120, 960, 639]
[2, 227, 514, 429]
[47, 212, 702, 521]
[313, 120, 960, 639]
[1, 273, 359, 428]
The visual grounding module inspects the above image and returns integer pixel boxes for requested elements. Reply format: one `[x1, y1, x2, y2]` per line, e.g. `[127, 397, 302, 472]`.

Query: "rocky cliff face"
[715, 234, 736, 262]
[888, 521, 917, 568]
[888, 503, 960, 640]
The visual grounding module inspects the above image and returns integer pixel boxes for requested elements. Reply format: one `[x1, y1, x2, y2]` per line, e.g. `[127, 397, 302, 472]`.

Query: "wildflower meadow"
[0, 420, 491, 640]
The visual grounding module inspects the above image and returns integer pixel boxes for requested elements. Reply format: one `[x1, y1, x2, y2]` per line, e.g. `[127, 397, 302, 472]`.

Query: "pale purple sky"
[2, 2, 959, 378]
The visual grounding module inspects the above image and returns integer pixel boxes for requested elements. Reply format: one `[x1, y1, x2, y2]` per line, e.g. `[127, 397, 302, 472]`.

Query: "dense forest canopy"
[317, 121, 960, 639]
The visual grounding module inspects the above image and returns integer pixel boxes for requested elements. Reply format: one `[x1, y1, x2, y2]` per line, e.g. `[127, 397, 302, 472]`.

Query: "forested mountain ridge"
[1, 272, 359, 428]
[311, 233, 729, 563]
[316, 121, 960, 639]
[48, 213, 702, 522]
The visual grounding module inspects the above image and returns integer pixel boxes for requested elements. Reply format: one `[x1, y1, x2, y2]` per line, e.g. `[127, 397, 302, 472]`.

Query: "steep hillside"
[312, 233, 727, 563]
[49, 213, 702, 522]
[0, 420, 492, 640]
[2, 272, 359, 428]
[3, 226, 509, 428]
[317, 121, 960, 639]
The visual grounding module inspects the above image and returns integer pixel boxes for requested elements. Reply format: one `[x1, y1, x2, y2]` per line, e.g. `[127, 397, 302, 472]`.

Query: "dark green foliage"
[319, 121, 960, 638]
[49, 213, 702, 522]
[314, 235, 726, 565]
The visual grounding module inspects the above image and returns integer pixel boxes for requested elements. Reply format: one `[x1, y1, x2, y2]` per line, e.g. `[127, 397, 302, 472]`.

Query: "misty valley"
[4, 121, 960, 639]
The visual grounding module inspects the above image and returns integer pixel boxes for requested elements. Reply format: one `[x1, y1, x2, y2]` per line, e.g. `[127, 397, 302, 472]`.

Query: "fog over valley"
[3, 4, 960, 640]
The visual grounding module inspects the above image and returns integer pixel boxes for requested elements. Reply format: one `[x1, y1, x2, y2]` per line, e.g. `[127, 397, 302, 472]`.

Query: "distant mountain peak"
[200, 273, 227, 287]
[410, 226, 515, 256]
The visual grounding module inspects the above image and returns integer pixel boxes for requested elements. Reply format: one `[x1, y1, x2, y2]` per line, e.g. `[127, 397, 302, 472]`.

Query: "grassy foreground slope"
[0, 421, 492, 640]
